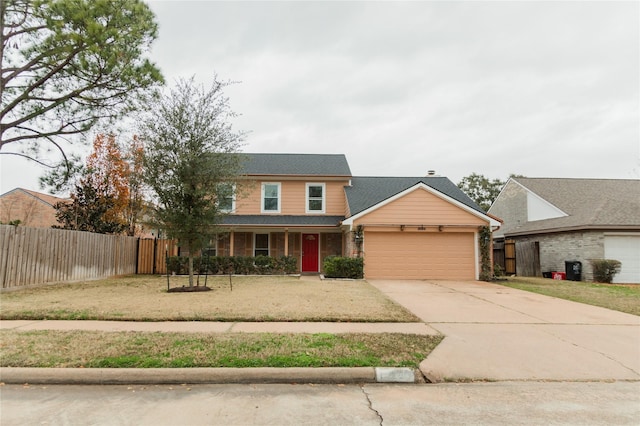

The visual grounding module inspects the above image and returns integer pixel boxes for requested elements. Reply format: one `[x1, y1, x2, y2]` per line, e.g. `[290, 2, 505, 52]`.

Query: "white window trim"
[305, 182, 326, 214]
[254, 233, 270, 257]
[261, 182, 281, 213]
[219, 184, 236, 213]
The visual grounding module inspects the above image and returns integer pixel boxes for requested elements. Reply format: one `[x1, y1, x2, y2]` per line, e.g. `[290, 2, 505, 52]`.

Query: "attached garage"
[604, 234, 640, 283]
[364, 231, 476, 280]
[343, 179, 501, 281]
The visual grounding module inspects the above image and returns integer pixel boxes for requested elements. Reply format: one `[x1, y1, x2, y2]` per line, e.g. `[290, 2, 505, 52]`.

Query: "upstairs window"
[306, 183, 325, 213]
[261, 182, 281, 213]
[218, 184, 235, 213]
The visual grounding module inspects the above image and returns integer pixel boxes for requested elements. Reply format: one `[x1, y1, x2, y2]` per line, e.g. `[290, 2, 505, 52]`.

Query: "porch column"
[229, 229, 235, 256]
[284, 229, 289, 256]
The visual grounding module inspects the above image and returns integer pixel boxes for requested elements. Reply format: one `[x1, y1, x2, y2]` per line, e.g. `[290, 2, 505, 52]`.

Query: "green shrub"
[166, 255, 299, 275]
[323, 256, 364, 279]
[493, 263, 504, 277]
[590, 259, 622, 283]
[254, 255, 275, 274]
[278, 256, 298, 275]
[166, 256, 188, 274]
[234, 256, 257, 275]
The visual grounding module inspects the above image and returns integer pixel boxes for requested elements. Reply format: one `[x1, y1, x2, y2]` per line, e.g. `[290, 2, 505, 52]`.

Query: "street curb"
[0, 367, 420, 385]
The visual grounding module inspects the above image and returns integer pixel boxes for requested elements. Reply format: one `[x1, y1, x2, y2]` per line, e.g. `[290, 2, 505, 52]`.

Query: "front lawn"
[500, 277, 640, 316]
[0, 275, 420, 322]
[0, 330, 442, 369]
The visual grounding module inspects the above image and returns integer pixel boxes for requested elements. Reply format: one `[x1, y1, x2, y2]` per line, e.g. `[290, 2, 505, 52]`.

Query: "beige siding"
[353, 187, 486, 227]
[234, 179, 349, 215]
[364, 230, 476, 280]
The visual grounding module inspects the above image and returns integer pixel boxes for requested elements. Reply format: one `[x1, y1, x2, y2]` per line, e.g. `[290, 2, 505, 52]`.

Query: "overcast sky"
[1, 0, 639, 195]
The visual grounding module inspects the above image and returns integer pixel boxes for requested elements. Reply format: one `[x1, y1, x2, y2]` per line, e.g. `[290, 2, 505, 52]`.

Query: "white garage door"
[604, 235, 640, 283]
[363, 231, 476, 280]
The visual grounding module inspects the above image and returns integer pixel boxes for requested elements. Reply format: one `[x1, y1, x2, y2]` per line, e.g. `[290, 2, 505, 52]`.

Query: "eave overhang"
[504, 224, 640, 238]
[221, 215, 344, 228]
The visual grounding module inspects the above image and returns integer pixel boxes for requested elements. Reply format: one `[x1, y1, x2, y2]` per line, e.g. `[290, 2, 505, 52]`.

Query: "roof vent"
[427, 170, 436, 176]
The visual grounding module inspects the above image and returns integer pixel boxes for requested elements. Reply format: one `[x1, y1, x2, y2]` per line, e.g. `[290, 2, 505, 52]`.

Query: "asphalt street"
[2, 381, 639, 425]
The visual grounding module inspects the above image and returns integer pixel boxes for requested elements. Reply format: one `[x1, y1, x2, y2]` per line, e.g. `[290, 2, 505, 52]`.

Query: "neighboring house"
[213, 153, 499, 280]
[488, 178, 640, 283]
[0, 188, 67, 228]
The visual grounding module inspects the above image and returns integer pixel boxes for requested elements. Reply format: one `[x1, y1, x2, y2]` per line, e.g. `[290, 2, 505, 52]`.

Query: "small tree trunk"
[188, 255, 194, 287]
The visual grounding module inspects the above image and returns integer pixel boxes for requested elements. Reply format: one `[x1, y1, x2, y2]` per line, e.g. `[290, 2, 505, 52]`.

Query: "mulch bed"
[167, 286, 213, 293]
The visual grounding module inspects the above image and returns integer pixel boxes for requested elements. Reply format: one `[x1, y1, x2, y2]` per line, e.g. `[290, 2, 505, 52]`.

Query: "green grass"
[500, 277, 640, 316]
[0, 330, 443, 369]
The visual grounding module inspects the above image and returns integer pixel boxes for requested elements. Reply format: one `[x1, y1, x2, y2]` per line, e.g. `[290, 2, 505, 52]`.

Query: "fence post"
[152, 238, 158, 275]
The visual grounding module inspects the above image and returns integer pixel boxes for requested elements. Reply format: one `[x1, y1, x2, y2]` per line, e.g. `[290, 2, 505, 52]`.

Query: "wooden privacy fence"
[0, 225, 138, 289]
[137, 238, 178, 275]
[515, 241, 541, 277]
[493, 239, 516, 275]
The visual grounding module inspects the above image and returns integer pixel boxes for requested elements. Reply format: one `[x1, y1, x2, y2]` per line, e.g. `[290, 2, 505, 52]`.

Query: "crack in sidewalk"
[361, 385, 383, 426]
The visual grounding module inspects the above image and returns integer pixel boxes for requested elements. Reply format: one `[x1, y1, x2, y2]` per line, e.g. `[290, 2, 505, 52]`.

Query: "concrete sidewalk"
[0, 320, 438, 335]
[369, 279, 640, 382]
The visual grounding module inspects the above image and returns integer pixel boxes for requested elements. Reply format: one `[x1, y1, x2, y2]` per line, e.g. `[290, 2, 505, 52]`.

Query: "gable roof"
[344, 176, 486, 217]
[0, 188, 67, 207]
[499, 178, 640, 235]
[241, 153, 352, 177]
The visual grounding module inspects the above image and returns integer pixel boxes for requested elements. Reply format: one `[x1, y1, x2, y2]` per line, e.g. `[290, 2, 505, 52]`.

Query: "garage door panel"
[364, 232, 476, 280]
[604, 235, 640, 283]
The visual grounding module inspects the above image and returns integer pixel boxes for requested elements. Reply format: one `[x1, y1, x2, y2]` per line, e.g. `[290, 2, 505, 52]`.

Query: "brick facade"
[513, 231, 604, 281]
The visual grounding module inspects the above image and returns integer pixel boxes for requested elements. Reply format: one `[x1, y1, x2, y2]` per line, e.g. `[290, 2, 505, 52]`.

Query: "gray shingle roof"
[345, 177, 485, 217]
[241, 153, 352, 176]
[221, 215, 344, 227]
[504, 178, 640, 235]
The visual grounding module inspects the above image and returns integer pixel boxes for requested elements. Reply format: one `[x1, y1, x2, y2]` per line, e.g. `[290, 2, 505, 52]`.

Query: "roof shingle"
[501, 178, 640, 235]
[241, 153, 352, 177]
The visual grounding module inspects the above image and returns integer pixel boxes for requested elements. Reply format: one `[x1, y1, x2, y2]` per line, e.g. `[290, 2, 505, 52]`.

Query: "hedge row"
[167, 255, 298, 275]
[323, 256, 364, 279]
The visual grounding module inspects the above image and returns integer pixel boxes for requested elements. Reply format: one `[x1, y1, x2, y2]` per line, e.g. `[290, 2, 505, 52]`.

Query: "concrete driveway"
[369, 279, 640, 382]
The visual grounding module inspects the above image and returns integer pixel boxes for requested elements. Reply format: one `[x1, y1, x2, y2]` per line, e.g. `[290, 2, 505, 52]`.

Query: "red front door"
[302, 233, 319, 272]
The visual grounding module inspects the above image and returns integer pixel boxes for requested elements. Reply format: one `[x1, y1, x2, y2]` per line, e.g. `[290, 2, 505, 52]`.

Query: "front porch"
[213, 229, 344, 274]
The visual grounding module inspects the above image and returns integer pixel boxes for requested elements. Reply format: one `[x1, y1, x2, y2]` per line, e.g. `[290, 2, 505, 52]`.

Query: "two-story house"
[211, 153, 500, 280]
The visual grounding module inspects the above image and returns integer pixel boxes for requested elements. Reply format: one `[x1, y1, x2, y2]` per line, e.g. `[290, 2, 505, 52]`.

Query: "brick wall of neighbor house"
[514, 231, 604, 281]
[0, 192, 59, 228]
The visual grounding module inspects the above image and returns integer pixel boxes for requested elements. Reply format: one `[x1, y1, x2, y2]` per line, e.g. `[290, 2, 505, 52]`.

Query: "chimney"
[427, 170, 436, 176]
